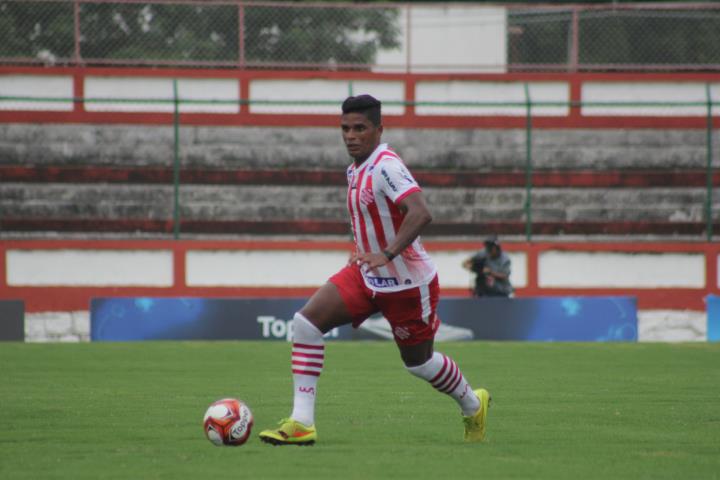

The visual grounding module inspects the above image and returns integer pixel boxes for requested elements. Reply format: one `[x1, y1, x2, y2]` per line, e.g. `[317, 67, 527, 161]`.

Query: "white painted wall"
[186, 250, 347, 287]
[84, 76, 239, 113]
[249, 79, 405, 115]
[185, 248, 526, 289]
[0, 75, 74, 111]
[582, 82, 720, 117]
[6, 73, 719, 118]
[7, 249, 173, 286]
[5, 248, 706, 290]
[538, 251, 705, 288]
[374, 6, 507, 73]
[415, 81, 569, 116]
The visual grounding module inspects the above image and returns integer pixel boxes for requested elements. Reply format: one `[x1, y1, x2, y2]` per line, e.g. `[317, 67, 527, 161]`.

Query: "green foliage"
[244, 6, 400, 65]
[0, 1, 74, 60]
[0, 1, 400, 66]
[509, 8, 720, 67]
[579, 11, 720, 65]
[1, 341, 719, 479]
[79, 3, 239, 62]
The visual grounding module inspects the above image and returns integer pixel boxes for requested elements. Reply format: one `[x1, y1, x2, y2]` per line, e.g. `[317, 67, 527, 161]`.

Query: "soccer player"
[259, 94, 490, 446]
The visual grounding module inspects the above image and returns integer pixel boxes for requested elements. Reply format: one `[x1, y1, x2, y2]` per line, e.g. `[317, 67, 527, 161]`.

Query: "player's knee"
[292, 312, 324, 344]
[405, 352, 436, 376]
[400, 344, 434, 368]
[400, 352, 432, 369]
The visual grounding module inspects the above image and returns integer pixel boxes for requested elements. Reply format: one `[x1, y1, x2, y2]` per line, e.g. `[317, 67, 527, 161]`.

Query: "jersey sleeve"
[377, 156, 422, 204]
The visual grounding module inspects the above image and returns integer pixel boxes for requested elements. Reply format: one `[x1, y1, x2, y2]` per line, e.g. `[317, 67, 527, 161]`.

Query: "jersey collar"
[352, 143, 388, 171]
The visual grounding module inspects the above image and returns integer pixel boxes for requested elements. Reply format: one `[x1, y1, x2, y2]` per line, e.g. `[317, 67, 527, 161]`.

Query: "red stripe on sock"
[432, 359, 455, 389]
[293, 343, 324, 350]
[443, 372, 464, 394]
[292, 352, 324, 360]
[439, 369, 460, 393]
[435, 361, 458, 391]
[292, 360, 323, 368]
[429, 355, 449, 384]
[292, 369, 321, 376]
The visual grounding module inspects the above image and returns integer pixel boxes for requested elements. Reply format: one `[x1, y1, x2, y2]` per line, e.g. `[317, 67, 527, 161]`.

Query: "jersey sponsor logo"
[381, 168, 398, 192]
[366, 276, 399, 288]
[398, 166, 415, 185]
[359, 187, 375, 206]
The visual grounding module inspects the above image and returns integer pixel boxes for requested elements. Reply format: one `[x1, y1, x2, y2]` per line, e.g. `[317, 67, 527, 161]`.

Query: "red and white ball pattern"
[203, 398, 254, 446]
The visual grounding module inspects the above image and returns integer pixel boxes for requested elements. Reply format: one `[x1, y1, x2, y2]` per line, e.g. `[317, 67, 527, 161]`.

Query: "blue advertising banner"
[91, 296, 637, 342]
[90, 298, 353, 341]
[707, 295, 720, 342]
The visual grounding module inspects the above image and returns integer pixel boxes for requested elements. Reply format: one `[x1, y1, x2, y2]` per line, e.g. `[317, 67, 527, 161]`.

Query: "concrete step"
[2, 183, 716, 224]
[1, 124, 718, 171]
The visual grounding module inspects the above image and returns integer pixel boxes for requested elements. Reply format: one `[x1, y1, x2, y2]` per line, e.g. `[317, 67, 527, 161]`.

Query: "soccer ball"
[203, 398, 254, 446]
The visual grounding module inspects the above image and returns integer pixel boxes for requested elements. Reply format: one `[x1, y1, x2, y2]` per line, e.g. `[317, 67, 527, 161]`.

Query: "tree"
[508, 6, 720, 69]
[0, 0, 401, 67]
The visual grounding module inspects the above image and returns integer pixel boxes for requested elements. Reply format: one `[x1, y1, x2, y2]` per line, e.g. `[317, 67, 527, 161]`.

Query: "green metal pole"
[706, 83, 714, 242]
[173, 79, 181, 240]
[524, 83, 533, 242]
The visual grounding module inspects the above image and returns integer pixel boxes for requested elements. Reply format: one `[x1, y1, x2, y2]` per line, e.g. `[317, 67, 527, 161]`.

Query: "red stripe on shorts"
[292, 369, 321, 377]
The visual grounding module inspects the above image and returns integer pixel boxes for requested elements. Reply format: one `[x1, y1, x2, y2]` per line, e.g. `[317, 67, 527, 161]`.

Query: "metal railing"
[2, 1, 720, 71]
[0, 88, 717, 241]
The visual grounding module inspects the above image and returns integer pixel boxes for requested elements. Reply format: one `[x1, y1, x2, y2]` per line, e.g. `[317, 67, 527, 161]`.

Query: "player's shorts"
[328, 263, 440, 346]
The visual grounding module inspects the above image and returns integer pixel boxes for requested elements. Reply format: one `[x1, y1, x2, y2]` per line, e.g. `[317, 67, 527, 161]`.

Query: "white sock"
[289, 312, 324, 426]
[407, 352, 481, 417]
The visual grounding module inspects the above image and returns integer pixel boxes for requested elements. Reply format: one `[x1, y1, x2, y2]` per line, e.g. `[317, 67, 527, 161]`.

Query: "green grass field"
[1, 341, 719, 479]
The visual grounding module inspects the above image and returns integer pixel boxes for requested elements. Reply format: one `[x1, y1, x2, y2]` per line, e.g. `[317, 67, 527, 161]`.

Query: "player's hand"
[348, 250, 359, 266]
[355, 252, 390, 271]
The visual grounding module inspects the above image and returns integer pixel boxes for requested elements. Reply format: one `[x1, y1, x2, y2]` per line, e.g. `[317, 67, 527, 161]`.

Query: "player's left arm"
[356, 191, 432, 270]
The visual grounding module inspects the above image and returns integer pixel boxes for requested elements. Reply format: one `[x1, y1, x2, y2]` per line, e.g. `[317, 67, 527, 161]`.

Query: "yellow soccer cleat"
[463, 388, 491, 442]
[258, 418, 317, 446]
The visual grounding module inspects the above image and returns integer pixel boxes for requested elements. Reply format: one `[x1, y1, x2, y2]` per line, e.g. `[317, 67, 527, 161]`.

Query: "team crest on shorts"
[394, 326, 411, 340]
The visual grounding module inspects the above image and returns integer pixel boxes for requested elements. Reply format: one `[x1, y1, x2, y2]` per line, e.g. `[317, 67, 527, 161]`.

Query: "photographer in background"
[462, 236, 513, 298]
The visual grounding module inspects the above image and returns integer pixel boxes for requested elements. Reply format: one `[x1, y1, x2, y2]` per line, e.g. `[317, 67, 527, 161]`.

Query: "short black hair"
[341, 94, 382, 126]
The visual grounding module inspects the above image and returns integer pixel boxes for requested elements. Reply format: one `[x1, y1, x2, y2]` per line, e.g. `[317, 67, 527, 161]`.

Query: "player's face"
[341, 112, 383, 162]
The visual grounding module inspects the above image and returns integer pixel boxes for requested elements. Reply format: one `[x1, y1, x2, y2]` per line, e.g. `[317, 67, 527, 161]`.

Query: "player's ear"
[377, 124, 384, 136]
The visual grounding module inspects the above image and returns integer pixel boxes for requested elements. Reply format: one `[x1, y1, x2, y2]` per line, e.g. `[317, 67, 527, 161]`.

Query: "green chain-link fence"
[2, 0, 720, 71]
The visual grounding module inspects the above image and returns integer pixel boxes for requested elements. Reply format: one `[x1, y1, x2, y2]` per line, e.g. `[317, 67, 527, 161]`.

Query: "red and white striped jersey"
[346, 143, 437, 292]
